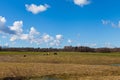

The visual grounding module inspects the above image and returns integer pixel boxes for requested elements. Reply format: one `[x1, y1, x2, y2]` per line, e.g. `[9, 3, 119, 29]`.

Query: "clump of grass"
[3, 65, 36, 80]
[0, 63, 120, 79]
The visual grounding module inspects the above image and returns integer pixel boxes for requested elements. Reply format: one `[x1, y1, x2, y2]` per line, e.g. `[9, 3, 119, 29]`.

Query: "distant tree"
[0, 46, 2, 51]
[96, 48, 111, 53]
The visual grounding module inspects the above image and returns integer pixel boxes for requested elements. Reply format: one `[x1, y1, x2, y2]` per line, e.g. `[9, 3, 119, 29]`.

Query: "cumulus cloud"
[0, 16, 64, 47]
[10, 21, 23, 34]
[56, 34, 63, 40]
[42, 34, 53, 43]
[0, 26, 16, 34]
[29, 27, 39, 35]
[49, 40, 61, 47]
[10, 27, 63, 47]
[25, 4, 50, 14]
[10, 26, 40, 42]
[10, 35, 18, 41]
[0, 16, 15, 34]
[9, 21, 29, 41]
[0, 16, 6, 26]
[68, 39, 72, 44]
[101, 20, 110, 25]
[49, 34, 63, 47]
[73, 0, 90, 7]
[102, 20, 120, 28]
[20, 34, 29, 40]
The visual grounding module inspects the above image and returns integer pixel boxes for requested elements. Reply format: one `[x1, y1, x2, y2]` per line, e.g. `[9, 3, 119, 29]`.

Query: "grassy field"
[0, 52, 120, 80]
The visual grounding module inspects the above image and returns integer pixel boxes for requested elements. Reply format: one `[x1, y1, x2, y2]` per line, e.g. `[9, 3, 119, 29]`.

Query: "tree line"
[0, 46, 120, 53]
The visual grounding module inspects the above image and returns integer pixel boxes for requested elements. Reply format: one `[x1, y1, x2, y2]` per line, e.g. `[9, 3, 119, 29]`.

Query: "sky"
[0, 0, 120, 48]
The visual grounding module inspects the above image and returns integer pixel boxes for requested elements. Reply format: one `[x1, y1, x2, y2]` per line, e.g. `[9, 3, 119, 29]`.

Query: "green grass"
[0, 51, 120, 56]
[0, 52, 120, 65]
[0, 51, 44, 55]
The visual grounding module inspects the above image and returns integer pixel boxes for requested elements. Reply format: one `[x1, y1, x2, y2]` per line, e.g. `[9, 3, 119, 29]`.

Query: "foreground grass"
[0, 52, 120, 80]
[0, 63, 120, 79]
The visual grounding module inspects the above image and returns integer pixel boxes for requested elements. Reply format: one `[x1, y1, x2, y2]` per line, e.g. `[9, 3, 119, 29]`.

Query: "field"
[0, 52, 120, 80]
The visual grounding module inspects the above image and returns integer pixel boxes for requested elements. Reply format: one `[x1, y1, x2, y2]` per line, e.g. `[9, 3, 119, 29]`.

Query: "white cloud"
[10, 26, 40, 43]
[68, 39, 72, 44]
[25, 4, 50, 14]
[49, 40, 61, 47]
[20, 34, 29, 40]
[10, 21, 23, 34]
[101, 20, 110, 25]
[10, 35, 18, 41]
[0, 16, 6, 26]
[102, 20, 120, 28]
[0, 16, 15, 34]
[0, 16, 64, 47]
[28, 27, 41, 44]
[111, 22, 116, 28]
[56, 34, 63, 40]
[10, 26, 63, 47]
[29, 27, 39, 35]
[49, 34, 63, 47]
[73, 0, 90, 7]
[42, 34, 53, 43]
[10, 34, 30, 42]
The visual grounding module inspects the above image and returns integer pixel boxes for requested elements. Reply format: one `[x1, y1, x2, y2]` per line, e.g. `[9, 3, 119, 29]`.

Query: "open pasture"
[0, 52, 120, 80]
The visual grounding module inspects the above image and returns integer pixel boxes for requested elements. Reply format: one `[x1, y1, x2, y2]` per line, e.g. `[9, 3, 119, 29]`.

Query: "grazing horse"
[43, 52, 50, 55]
[54, 52, 57, 55]
[47, 52, 50, 55]
[23, 55, 26, 57]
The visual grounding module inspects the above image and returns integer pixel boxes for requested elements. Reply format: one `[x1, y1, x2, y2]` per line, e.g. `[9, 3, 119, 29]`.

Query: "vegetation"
[1, 46, 120, 53]
[0, 52, 120, 80]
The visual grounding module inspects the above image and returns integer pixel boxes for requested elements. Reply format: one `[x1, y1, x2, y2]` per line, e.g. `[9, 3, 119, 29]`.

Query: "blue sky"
[0, 0, 120, 48]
